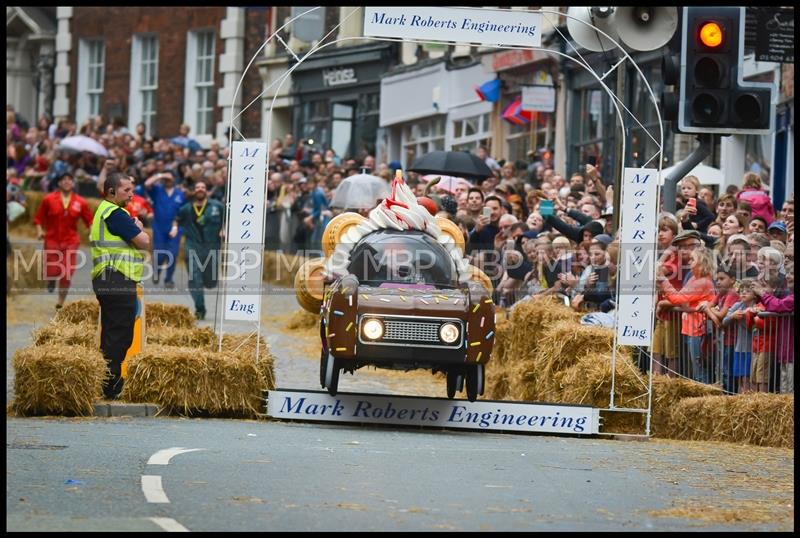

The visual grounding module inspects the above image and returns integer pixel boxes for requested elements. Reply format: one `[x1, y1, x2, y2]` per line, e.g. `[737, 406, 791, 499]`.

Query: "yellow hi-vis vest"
[90, 199, 145, 281]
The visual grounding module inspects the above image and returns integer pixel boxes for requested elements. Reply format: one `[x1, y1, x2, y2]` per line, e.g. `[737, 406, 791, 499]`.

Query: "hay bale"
[650, 375, 722, 438]
[535, 322, 629, 399]
[145, 303, 196, 328]
[485, 369, 511, 401]
[147, 326, 217, 348]
[32, 321, 97, 348]
[6, 243, 47, 294]
[220, 333, 276, 392]
[122, 339, 275, 418]
[12, 344, 106, 416]
[667, 393, 794, 448]
[263, 250, 306, 287]
[285, 309, 318, 331]
[54, 299, 100, 325]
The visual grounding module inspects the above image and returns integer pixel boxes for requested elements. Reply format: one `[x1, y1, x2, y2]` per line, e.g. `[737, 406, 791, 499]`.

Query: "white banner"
[364, 7, 542, 48]
[223, 142, 267, 322]
[267, 390, 600, 435]
[521, 85, 555, 113]
[616, 168, 659, 346]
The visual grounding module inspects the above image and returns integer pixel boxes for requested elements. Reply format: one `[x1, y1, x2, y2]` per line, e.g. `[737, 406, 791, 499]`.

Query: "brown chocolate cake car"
[298, 171, 496, 401]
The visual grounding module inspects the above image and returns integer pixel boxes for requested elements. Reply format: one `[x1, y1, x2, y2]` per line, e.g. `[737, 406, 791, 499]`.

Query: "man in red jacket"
[33, 171, 93, 309]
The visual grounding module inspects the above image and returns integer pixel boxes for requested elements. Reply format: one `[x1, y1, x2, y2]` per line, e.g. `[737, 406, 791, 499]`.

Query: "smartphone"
[540, 199, 554, 217]
[558, 256, 572, 276]
[586, 155, 597, 167]
[593, 266, 609, 285]
[481, 207, 492, 218]
[686, 198, 697, 209]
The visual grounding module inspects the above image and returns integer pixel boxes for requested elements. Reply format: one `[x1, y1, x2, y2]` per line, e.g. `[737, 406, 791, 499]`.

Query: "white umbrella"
[58, 135, 109, 157]
[330, 173, 391, 209]
[659, 163, 724, 185]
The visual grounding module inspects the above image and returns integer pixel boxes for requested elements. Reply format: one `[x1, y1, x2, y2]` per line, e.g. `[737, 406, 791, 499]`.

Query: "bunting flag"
[475, 78, 501, 103]
[502, 97, 534, 125]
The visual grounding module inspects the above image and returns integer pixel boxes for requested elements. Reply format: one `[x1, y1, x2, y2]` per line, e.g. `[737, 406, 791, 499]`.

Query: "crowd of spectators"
[6, 104, 794, 393]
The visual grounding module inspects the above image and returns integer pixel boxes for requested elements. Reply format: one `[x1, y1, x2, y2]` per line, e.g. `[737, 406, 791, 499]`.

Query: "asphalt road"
[6, 238, 795, 531]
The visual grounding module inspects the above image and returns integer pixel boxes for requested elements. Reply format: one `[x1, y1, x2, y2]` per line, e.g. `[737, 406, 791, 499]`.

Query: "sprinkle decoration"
[380, 298, 391, 303]
[472, 304, 480, 313]
[476, 351, 483, 363]
[346, 322, 353, 332]
[362, 294, 369, 301]
[469, 341, 480, 347]
[480, 316, 485, 327]
[333, 310, 344, 316]
[420, 298, 429, 305]
[400, 296, 407, 302]
[335, 347, 347, 352]
[485, 330, 494, 340]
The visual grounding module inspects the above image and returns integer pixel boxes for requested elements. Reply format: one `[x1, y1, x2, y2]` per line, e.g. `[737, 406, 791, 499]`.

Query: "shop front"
[290, 42, 396, 161]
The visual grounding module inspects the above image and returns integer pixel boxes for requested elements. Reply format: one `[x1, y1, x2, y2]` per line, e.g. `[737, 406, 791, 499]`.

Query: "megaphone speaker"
[566, 6, 620, 52]
[617, 7, 678, 51]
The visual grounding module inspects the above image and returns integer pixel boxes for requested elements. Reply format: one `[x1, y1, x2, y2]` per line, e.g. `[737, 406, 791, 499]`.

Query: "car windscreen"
[347, 230, 457, 287]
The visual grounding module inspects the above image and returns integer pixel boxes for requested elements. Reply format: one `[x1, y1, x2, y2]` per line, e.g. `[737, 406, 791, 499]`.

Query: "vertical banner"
[121, 283, 144, 379]
[616, 168, 659, 346]
[223, 141, 267, 322]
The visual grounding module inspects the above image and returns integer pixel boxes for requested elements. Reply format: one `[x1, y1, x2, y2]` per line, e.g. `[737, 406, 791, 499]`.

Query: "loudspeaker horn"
[566, 7, 620, 53]
[616, 7, 678, 51]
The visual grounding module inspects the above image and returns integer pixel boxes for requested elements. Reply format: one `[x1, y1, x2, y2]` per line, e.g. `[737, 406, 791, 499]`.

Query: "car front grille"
[383, 319, 441, 343]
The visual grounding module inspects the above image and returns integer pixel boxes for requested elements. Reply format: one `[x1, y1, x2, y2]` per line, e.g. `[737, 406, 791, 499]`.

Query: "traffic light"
[678, 7, 774, 134]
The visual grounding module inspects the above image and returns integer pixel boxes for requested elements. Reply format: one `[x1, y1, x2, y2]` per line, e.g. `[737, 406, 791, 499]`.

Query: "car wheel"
[465, 365, 479, 402]
[446, 370, 461, 399]
[325, 354, 340, 396]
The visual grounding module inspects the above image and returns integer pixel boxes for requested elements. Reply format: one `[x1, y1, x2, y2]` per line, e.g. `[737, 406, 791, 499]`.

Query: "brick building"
[53, 6, 269, 146]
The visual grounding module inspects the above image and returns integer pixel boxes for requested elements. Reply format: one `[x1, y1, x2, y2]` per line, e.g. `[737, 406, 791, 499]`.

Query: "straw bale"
[54, 299, 100, 325]
[534, 322, 629, 398]
[485, 369, 511, 401]
[12, 344, 106, 416]
[122, 345, 269, 418]
[667, 393, 794, 448]
[506, 297, 579, 359]
[32, 321, 97, 348]
[6, 244, 47, 294]
[145, 303, 196, 328]
[650, 375, 722, 438]
[220, 333, 276, 391]
[147, 325, 217, 348]
[286, 309, 319, 331]
[263, 250, 306, 287]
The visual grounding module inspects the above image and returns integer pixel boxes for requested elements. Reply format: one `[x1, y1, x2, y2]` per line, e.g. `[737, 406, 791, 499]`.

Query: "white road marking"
[142, 475, 170, 503]
[149, 517, 189, 532]
[147, 447, 205, 465]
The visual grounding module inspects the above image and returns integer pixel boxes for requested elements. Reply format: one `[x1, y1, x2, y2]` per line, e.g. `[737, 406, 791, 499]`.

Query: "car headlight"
[362, 318, 384, 340]
[439, 322, 460, 344]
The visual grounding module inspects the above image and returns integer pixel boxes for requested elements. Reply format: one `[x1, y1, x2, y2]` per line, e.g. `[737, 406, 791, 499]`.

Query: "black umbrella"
[407, 150, 493, 182]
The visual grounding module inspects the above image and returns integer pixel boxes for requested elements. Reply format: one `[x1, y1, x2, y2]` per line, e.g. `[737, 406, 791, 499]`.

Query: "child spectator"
[723, 279, 757, 393]
[746, 279, 780, 393]
[657, 246, 716, 384]
[736, 172, 775, 225]
[701, 266, 740, 393]
[678, 175, 715, 233]
[652, 215, 680, 375]
[752, 267, 794, 393]
[572, 237, 613, 311]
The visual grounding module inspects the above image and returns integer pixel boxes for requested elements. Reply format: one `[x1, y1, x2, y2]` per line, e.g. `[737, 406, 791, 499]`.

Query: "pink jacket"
[736, 187, 775, 225]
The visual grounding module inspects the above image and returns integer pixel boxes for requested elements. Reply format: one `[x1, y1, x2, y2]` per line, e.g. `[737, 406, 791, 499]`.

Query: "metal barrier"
[652, 307, 794, 395]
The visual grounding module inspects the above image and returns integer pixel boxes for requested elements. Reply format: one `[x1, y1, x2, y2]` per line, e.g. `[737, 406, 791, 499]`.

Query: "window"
[403, 117, 445, 169]
[300, 100, 330, 151]
[451, 113, 491, 153]
[195, 31, 215, 135]
[77, 39, 105, 125]
[184, 30, 216, 137]
[129, 35, 159, 136]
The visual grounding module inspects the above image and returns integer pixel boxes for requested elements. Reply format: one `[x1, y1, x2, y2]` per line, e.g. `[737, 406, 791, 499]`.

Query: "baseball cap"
[592, 234, 613, 246]
[768, 221, 787, 234]
[727, 233, 749, 247]
[522, 230, 539, 240]
[297, 177, 308, 184]
[672, 229, 701, 245]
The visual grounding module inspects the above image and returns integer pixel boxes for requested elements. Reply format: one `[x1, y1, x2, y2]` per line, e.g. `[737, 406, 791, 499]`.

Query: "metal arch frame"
[219, 6, 666, 437]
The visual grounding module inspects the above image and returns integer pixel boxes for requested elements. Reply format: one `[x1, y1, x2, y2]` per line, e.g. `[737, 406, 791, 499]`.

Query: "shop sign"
[364, 7, 542, 48]
[323, 67, 358, 87]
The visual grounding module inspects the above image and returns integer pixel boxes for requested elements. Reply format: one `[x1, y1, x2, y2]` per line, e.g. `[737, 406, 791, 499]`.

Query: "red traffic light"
[698, 21, 723, 48]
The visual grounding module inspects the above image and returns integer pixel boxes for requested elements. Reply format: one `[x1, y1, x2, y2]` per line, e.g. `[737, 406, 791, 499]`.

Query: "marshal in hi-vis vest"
[90, 199, 145, 281]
